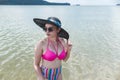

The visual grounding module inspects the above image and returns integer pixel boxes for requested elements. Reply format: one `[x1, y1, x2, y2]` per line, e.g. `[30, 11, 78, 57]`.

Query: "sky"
[45, 0, 118, 5]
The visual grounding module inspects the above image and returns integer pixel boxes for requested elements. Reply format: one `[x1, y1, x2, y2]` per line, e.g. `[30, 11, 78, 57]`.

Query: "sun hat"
[33, 17, 69, 40]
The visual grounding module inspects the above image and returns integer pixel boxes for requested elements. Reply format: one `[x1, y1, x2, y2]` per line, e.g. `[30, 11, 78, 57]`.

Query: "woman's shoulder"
[34, 38, 47, 54]
[35, 38, 46, 48]
[37, 37, 47, 45]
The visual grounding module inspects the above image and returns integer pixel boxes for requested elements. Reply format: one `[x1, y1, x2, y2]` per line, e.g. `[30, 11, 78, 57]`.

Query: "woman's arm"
[62, 39, 72, 62]
[33, 40, 44, 80]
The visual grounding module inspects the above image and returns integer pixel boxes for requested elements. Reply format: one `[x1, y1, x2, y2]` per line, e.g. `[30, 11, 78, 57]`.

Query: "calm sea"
[0, 5, 120, 80]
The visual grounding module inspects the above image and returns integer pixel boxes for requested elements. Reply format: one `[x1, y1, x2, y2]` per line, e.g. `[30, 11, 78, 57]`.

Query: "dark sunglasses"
[43, 27, 54, 32]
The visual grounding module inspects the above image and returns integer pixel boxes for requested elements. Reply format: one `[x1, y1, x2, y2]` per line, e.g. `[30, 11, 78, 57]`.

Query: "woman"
[33, 17, 72, 80]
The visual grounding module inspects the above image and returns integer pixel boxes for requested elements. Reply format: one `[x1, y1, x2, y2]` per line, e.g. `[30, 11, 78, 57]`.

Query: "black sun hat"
[33, 17, 69, 40]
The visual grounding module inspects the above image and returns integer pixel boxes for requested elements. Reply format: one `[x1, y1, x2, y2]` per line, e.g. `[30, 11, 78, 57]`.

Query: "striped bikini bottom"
[40, 65, 62, 80]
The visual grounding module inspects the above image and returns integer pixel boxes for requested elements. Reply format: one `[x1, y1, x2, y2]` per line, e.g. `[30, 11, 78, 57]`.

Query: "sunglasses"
[43, 27, 54, 32]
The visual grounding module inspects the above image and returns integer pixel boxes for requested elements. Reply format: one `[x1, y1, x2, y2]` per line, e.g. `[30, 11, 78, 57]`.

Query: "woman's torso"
[41, 37, 66, 68]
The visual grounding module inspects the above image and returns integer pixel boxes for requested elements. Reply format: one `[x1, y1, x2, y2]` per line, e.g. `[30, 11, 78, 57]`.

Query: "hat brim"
[33, 18, 69, 40]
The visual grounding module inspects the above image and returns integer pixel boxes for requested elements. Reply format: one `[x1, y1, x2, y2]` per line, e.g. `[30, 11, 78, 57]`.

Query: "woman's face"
[44, 23, 60, 38]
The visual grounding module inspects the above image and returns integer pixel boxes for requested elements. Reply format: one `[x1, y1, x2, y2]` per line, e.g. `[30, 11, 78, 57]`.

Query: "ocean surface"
[0, 5, 120, 80]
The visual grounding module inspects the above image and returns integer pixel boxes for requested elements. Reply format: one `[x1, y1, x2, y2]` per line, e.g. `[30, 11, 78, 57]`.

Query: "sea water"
[0, 5, 120, 80]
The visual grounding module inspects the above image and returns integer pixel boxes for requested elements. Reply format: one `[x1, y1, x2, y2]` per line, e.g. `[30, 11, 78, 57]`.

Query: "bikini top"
[42, 38, 67, 61]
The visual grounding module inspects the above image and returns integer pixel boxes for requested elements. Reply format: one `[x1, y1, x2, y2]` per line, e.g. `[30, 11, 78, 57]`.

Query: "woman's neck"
[48, 37, 58, 42]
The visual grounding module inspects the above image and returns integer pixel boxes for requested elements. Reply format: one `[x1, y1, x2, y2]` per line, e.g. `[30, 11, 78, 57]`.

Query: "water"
[0, 5, 120, 80]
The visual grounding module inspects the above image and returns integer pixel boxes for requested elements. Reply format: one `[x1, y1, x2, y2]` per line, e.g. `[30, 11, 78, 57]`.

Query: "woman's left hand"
[64, 40, 72, 62]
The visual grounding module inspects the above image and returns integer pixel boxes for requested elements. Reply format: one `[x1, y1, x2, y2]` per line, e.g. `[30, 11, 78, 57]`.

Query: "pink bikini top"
[42, 38, 67, 61]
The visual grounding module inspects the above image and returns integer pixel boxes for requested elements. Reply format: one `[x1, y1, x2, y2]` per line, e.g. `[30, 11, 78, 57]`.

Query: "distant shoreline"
[116, 4, 120, 6]
[0, 4, 70, 5]
[0, 0, 70, 5]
